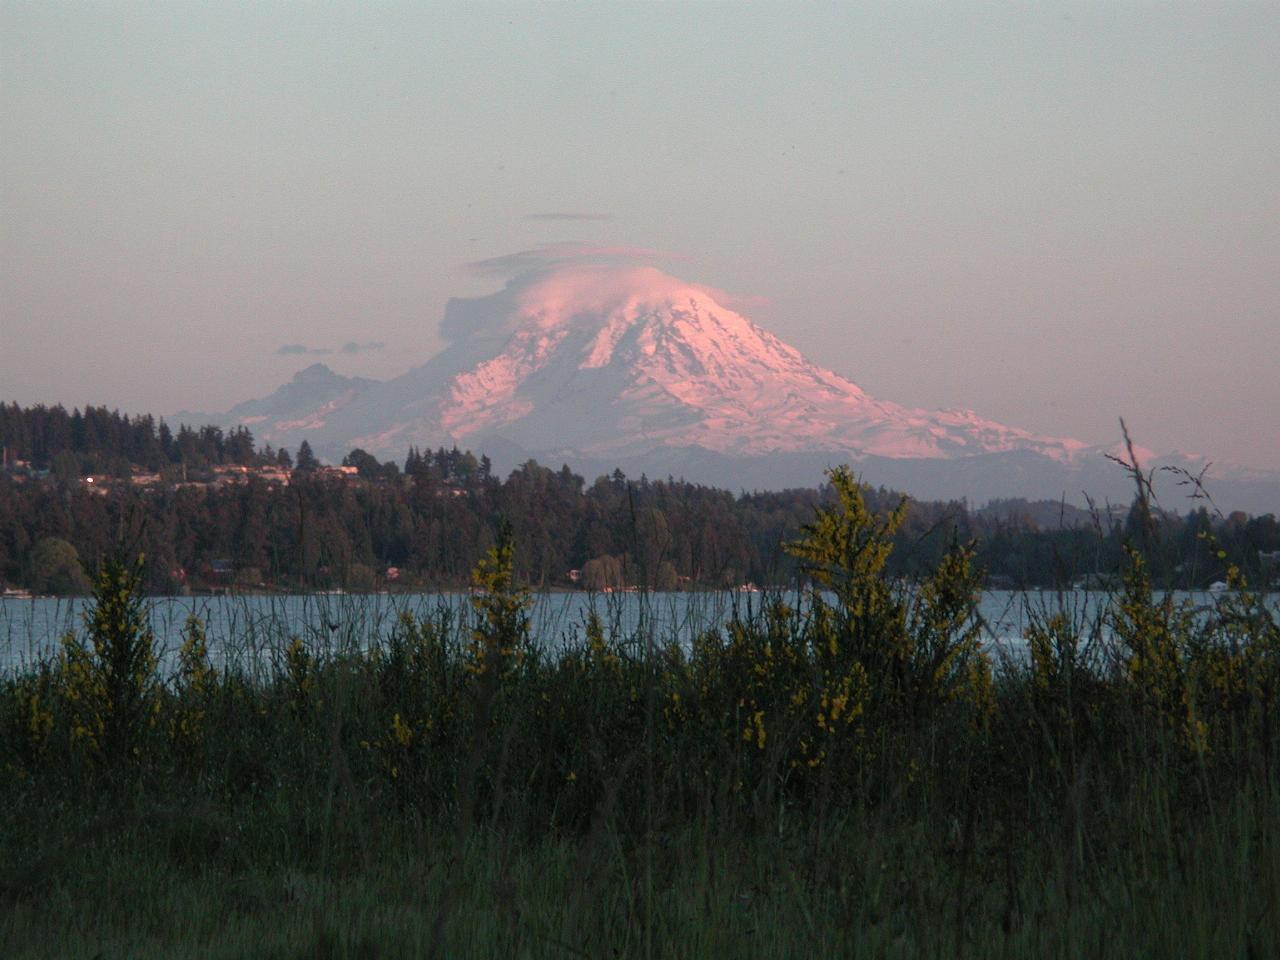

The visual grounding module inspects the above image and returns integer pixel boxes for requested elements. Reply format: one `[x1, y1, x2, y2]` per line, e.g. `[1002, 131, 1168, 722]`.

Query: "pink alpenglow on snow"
[216, 261, 1096, 479]
[431, 264, 1088, 463]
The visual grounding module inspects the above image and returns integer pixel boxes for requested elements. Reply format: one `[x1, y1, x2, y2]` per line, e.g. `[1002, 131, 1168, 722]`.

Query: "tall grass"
[2, 469, 1278, 957]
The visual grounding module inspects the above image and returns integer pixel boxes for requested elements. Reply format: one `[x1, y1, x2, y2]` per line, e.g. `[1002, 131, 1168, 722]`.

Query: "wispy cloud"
[444, 244, 710, 342]
[278, 341, 385, 357]
[525, 211, 614, 222]
[340, 340, 386, 355]
[466, 243, 684, 278]
[704, 290, 771, 312]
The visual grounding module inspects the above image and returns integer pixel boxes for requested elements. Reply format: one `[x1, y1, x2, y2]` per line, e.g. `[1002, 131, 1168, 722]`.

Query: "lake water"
[2, 589, 1276, 674]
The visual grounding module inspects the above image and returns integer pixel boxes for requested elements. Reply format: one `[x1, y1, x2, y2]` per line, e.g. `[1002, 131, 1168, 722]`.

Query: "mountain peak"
[421, 263, 1084, 464]
[221, 261, 1090, 473]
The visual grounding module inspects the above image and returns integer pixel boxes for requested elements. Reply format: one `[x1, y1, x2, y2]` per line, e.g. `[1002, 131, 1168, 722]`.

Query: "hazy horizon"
[4, 3, 1278, 469]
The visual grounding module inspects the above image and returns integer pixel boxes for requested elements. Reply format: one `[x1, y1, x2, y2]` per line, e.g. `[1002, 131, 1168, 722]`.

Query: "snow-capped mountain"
[426, 265, 1091, 463]
[190, 263, 1279, 511]
[226, 264, 1091, 461]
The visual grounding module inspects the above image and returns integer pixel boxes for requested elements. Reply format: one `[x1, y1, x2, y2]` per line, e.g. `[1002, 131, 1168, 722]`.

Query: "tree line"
[0, 401, 279, 477]
[1, 402, 1276, 594]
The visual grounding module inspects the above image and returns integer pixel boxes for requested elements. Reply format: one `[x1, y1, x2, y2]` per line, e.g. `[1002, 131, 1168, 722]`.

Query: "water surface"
[2, 589, 1275, 674]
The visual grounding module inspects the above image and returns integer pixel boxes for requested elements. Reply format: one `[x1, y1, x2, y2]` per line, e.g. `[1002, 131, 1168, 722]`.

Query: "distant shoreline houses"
[76, 463, 302, 494]
[0, 449, 45, 481]
[0, 454, 480, 500]
[1, 456, 357, 493]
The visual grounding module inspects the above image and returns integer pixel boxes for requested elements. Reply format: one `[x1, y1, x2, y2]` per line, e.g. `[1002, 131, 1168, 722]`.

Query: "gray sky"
[3, 2, 1278, 468]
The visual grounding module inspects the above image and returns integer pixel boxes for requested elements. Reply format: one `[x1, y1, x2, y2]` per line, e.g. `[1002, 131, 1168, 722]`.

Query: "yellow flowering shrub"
[1112, 545, 1200, 749]
[7, 670, 56, 765]
[171, 615, 216, 748]
[56, 554, 159, 767]
[787, 467, 988, 733]
[467, 519, 531, 683]
[284, 636, 313, 716]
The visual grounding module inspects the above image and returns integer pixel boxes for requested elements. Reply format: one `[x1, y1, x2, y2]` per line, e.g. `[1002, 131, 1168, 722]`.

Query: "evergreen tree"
[294, 440, 319, 472]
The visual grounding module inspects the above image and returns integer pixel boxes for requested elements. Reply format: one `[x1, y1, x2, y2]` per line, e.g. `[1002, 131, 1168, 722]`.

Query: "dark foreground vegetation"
[3, 467, 1279, 957]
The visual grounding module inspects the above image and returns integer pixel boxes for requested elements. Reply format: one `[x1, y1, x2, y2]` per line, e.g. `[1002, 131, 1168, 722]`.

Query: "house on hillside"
[213, 464, 251, 486]
[320, 465, 360, 481]
[1, 450, 31, 474]
[256, 467, 292, 486]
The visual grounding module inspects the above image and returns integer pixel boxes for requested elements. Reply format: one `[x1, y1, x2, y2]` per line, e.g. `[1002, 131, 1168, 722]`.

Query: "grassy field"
[4, 470, 1279, 958]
